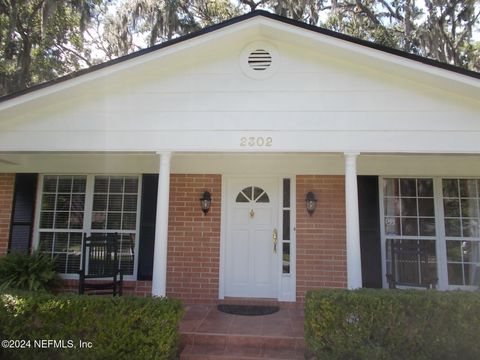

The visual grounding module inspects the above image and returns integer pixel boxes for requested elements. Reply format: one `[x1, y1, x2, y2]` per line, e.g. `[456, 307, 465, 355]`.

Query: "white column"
[152, 152, 171, 297]
[344, 152, 362, 289]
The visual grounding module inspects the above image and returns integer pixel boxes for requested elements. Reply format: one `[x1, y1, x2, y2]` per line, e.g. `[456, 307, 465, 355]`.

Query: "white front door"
[225, 178, 278, 298]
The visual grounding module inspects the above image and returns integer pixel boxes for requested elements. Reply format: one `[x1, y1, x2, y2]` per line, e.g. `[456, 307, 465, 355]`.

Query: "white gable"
[0, 15, 479, 154]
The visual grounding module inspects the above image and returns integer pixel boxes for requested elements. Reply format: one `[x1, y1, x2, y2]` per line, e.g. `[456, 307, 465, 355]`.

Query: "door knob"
[272, 228, 278, 253]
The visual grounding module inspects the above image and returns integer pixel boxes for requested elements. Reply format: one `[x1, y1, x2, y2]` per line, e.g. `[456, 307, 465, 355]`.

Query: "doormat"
[217, 304, 279, 316]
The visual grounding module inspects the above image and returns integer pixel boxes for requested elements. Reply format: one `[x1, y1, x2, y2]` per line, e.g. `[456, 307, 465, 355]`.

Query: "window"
[282, 179, 291, 274]
[37, 175, 141, 277]
[443, 179, 480, 286]
[235, 186, 269, 203]
[381, 177, 480, 289]
[383, 178, 437, 287]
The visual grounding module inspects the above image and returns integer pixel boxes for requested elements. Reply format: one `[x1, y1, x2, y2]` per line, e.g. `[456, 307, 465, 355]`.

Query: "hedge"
[0, 291, 183, 360]
[305, 289, 480, 360]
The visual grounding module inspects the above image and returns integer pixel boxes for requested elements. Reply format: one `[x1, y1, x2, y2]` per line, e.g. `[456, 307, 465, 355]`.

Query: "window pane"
[445, 219, 461, 237]
[43, 176, 57, 192]
[58, 178, 72, 193]
[56, 194, 71, 211]
[54, 233, 68, 252]
[93, 194, 107, 211]
[108, 194, 122, 211]
[384, 178, 399, 197]
[418, 198, 434, 217]
[283, 210, 290, 241]
[443, 179, 459, 197]
[67, 254, 81, 273]
[109, 177, 124, 193]
[124, 178, 138, 193]
[256, 192, 269, 203]
[446, 241, 462, 262]
[283, 179, 290, 208]
[447, 264, 464, 285]
[400, 179, 416, 197]
[71, 194, 85, 211]
[54, 254, 67, 274]
[39, 233, 53, 252]
[235, 192, 249, 203]
[123, 195, 137, 211]
[444, 199, 460, 217]
[40, 212, 54, 228]
[384, 198, 400, 216]
[418, 179, 433, 197]
[402, 218, 418, 236]
[461, 199, 479, 218]
[385, 217, 400, 236]
[460, 179, 477, 198]
[107, 213, 121, 229]
[462, 219, 479, 238]
[253, 187, 263, 201]
[72, 177, 86, 193]
[42, 194, 56, 211]
[419, 218, 436, 236]
[122, 213, 136, 230]
[69, 212, 84, 229]
[54, 212, 69, 229]
[94, 177, 108, 192]
[401, 198, 417, 216]
[91, 212, 106, 229]
[282, 242, 290, 274]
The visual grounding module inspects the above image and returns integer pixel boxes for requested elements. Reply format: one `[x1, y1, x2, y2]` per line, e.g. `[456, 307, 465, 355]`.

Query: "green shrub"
[0, 291, 184, 360]
[305, 289, 480, 360]
[0, 251, 60, 292]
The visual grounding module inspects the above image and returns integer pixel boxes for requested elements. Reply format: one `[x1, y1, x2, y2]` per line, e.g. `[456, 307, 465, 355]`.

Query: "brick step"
[180, 333, 305, 360]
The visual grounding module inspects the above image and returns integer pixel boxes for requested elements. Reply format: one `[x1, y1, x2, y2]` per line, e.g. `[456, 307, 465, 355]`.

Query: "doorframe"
[219, 174, 296, 301]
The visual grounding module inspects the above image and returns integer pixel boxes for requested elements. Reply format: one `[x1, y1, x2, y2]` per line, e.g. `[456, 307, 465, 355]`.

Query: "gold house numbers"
[240, 136, 273, 148]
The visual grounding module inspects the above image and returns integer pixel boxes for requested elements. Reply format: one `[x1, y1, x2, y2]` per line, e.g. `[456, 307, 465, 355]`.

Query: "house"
[0, 10, 479, 304]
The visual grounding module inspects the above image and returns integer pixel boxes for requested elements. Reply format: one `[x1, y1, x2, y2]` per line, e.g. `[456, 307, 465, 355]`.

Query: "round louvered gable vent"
[240, 41, 279, 79]
[248, 49, 272, 71]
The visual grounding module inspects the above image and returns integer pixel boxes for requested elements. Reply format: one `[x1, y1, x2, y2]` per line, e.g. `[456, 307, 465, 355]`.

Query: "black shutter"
[137, 174, 158, 280]
[9, 174, 38, 253]
[358, 176, 382, 288]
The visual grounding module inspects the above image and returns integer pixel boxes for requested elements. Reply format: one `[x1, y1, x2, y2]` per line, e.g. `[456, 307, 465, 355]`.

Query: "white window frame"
[33, 174, 142, 281]
[379, 176, 480, 291]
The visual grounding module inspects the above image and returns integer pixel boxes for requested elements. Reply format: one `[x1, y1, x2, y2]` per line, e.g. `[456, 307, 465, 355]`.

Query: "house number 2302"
[240, 137, 273, 147]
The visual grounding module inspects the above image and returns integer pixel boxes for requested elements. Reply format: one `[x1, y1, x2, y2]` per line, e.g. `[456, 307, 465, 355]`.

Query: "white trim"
[345, 152, 362, 289]
[152, 152, 172, 297]
[218, 174, 227, 300]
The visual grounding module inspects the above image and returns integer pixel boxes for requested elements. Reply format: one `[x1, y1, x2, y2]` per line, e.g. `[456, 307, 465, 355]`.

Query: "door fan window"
[236, 186, 269, 203]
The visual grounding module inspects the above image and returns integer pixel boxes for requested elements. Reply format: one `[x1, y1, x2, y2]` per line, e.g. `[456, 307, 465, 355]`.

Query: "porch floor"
[180, 304, 306, 359]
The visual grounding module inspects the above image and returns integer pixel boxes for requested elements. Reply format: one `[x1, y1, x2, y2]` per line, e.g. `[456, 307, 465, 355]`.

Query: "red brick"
[166, 174, 221, 302]
[0, 174, 14, 256]
[296, 175, 347, 303]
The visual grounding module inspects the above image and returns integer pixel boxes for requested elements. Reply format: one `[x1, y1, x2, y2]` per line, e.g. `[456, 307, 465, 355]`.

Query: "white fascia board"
[0, 18, 263, 112]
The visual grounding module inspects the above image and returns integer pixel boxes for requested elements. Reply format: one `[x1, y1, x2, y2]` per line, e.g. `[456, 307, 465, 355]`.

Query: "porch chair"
[78, 233, 123, 296]
[386, 240, 437, 289]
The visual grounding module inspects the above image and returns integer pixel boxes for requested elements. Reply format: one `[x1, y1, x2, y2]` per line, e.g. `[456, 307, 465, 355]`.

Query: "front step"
[180, 333, 305, 359]
[179, 304, 305, 360]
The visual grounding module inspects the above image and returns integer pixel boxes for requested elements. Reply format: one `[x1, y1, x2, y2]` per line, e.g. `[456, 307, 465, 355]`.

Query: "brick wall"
[296, 175, 347, 303]
[166, 174, 221, 302]
[0, 174, 15, 256]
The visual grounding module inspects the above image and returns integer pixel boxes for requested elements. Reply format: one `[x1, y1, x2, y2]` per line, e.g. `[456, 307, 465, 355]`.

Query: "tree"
[86, 0, 241, 60]
[0, 0, 99, 96]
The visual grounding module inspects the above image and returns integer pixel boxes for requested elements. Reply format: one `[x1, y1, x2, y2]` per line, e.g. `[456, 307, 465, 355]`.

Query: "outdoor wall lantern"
[305, 191, 317, 216]
[200, 191, 212, 215]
